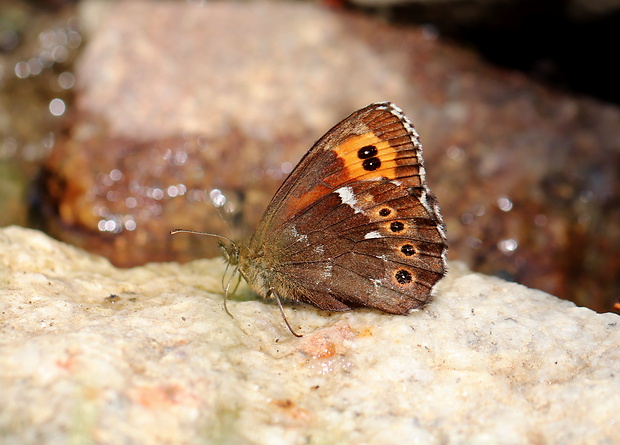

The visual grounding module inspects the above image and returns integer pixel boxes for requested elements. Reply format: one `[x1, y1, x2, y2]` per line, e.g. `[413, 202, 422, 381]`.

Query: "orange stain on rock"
[297, 322, 356, 358]
[269, 399, 311, 422]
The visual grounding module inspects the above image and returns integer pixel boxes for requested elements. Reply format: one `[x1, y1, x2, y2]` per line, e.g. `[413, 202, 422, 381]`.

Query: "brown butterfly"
[174, 102, 448, 336]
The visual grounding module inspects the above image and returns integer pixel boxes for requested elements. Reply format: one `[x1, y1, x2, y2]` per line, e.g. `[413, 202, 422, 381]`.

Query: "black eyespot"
[395, 269, 412, 284]
[357, 145, 378, 159]
[379, 208, 391, 217]
[362, 157, 381, 171]
[401, 244, 415, 256]
[390, 221, 404, 232]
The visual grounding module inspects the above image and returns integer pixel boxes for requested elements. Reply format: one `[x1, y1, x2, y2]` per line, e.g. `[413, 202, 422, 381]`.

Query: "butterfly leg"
[268, 289, 303, 338]
[222, 264, 243, 319]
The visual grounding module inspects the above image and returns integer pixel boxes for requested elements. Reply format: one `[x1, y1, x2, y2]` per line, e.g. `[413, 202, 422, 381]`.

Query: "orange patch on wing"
[281, 131, 400, 220]
[281, 182, 332, 220]
[324, 132, 399, 187]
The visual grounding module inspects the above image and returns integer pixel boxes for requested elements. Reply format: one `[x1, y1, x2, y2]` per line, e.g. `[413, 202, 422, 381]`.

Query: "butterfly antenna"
[270, 290, 303, 338]
[170, 229, 235, 246]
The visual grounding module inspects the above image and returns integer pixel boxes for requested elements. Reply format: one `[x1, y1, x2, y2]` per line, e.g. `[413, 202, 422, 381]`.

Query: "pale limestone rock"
[0, 226, 618, 444]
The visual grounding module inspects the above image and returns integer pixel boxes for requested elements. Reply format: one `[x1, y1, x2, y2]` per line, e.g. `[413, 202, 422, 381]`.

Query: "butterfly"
[173, 102, 448, 336]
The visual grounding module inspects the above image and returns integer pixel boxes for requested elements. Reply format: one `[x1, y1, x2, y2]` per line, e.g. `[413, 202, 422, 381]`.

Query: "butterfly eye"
[395, 269, 413, 284]
[390, 221, 405, 232]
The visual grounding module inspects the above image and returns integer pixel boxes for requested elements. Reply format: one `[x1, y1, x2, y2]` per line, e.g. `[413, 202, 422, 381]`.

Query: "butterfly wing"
[242, 102, 447, 314]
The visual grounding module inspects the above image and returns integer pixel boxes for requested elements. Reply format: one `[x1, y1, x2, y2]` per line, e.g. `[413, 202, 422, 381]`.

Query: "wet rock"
[38, 0, 620, 311]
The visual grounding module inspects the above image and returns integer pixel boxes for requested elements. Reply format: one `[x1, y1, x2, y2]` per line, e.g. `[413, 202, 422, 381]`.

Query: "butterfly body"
[224, 102, 448, 316]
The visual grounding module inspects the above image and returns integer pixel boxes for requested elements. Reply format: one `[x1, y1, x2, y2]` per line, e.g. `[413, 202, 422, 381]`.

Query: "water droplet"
[174, 151, 188, 166]
[446, 145, 464, 161]
[67, 30, 82, 49]
[167, 185, 179, 197]
[0, 29, 19, 51]
[461, 212, 474, 225]
[125, 197, 137, 209]
[498, 239, 518, 254]
[15, 61, 30, 78]
[281, 161, 293, 174]
[106, 190, 120, 202]
[58, 71, 75, 89]
[1, 137, 18, 158]
[52, 45, 69, 63]
[497, 197, 513, 212]
[534, 214, 547, 227]
[422, 24, 439, 40]
[38, 29, 56, 48]
[151, 188, 164, 200]
[110, 169, 123, 181]
[578, 214, 591, 225]
[579, 190, 594, 203]
[98, 219, 119, 232]
[27, 58, 43, 76]
[124, 219, 137, 231]
[209, 189, 226, 207]
[187, 189, 204, 202]
[49, 98, 66, 116]
[466, 237, 482, 249]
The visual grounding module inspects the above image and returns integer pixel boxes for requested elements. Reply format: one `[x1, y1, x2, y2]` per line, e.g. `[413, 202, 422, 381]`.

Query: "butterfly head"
[171, 228, 259, 293]
[219, 239, 240, 267]
[170, 228, 243, 270]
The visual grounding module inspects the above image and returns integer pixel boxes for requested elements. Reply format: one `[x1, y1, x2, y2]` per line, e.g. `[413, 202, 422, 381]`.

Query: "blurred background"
[1, 0, 618, 312]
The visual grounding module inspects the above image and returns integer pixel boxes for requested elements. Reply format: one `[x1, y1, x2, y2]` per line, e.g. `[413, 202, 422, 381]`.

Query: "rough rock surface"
[1, 226, 618, 444]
